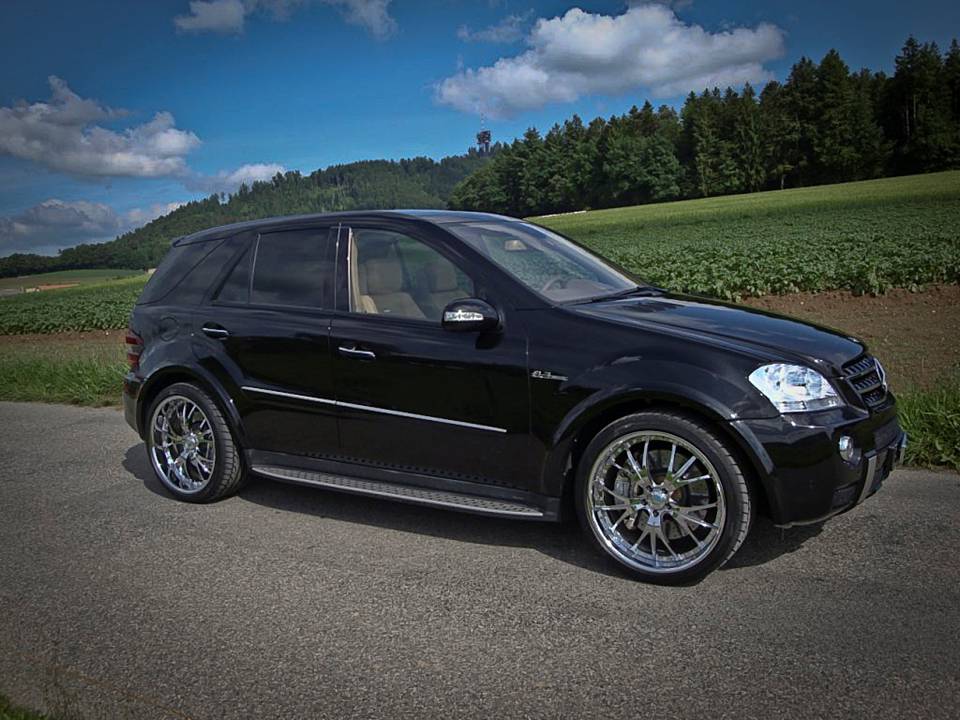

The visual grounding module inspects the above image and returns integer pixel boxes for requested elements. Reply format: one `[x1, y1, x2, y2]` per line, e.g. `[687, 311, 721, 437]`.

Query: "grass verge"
[0, 333, 124, 406]
[0, 694, 52, 720]
[898, 374, 960, 471]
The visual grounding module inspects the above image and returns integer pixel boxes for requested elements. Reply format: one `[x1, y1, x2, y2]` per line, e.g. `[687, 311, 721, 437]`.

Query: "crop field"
[536, 171, 960, 300]
[0, 275, 147, 334]
[0, 268, 143, 292]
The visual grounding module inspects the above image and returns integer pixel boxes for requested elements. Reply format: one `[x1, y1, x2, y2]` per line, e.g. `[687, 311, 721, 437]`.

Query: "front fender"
[537, 357, 777, 498]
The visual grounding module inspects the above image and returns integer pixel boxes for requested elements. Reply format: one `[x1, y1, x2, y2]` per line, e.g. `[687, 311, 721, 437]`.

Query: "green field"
[0, 275, 147, 334]
[536, 171, 960, 299]
[0, 268, 143, 292]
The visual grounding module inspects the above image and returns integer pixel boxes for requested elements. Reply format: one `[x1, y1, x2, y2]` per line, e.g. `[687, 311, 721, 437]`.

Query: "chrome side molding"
[241, 385, 507, 434]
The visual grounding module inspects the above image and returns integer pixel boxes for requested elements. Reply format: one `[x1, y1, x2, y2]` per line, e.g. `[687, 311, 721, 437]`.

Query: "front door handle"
[202, 324, 230, 339]
[338, 345, 376, 360]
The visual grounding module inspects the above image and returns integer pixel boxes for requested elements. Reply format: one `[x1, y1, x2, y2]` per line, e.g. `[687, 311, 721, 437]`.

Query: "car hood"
[571, 292, 865, 375]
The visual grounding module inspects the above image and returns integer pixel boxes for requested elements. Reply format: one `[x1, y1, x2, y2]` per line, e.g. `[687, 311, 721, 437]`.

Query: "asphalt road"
[1, 401, 958, 720]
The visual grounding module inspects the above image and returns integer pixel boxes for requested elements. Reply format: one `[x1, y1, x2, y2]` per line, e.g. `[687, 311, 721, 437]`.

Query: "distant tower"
[476, 113, 491, 155]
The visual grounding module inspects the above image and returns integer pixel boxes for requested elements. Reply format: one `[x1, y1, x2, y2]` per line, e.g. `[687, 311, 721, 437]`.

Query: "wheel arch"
[138, 365, 246, 445]
[548, 389, 774, 520]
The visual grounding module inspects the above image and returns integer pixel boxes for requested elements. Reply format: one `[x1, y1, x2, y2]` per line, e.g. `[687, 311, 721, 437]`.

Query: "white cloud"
[332, 0, 396, 38]
[0, 199, 186, 256]
[174, 0, 247, 34]
[174, 0, 396, 38]
[186, 162, 286, 194]
[0, 76, 200, 178]
[436, 4, 785, 118]
[457, 11, 532, 44]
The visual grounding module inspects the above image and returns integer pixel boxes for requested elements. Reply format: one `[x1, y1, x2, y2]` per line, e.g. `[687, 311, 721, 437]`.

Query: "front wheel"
[575, 411, 753, 584]
[146, 382, 246, 503]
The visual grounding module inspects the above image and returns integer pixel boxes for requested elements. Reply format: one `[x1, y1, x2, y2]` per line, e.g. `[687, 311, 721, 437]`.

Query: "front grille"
[843, 355, 888, 410]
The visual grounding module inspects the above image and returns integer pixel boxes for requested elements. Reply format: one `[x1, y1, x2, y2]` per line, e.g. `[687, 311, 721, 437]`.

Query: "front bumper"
[732, 402, 906, 527]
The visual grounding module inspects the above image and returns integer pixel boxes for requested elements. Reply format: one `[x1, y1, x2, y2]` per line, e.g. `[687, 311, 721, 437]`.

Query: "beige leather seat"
[356, 263, 377, 314]
[424, 261, 466, 317]
[361, 258, 425, 319]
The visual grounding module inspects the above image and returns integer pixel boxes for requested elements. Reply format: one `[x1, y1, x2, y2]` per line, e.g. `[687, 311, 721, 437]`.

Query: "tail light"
[125, 328, 144, 372]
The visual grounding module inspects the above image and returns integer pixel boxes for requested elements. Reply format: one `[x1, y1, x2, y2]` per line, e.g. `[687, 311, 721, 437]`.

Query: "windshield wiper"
[578, 286, 662, 304]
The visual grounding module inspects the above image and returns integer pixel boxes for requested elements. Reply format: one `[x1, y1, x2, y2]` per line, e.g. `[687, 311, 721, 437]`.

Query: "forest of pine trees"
[450, 38, 960, 215]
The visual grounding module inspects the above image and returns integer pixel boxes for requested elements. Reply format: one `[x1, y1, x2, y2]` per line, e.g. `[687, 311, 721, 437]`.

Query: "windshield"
[447, 220, 639, 302]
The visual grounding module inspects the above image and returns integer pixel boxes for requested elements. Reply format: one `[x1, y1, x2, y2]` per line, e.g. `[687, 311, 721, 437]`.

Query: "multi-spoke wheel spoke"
[150, 396, 217, 495]
[587, 431, 726, 574]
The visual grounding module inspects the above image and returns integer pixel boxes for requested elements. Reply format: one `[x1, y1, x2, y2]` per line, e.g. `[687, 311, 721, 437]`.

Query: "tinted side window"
[137, 238, 225, 305]
[349, 228, 474, 322]
[251, 228, 333, 308]
[216, 245, 251, 303]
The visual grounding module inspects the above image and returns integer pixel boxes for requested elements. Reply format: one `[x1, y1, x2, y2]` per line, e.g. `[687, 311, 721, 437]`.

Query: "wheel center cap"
[649, 487, 669, 508]
[184, 434, 198, 453]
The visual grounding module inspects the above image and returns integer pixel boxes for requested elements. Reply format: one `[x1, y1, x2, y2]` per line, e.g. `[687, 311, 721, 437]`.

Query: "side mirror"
[441, 298, 500, 333]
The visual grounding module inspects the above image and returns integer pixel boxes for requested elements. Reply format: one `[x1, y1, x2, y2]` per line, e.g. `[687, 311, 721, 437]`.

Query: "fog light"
[838, 435, 858, 463]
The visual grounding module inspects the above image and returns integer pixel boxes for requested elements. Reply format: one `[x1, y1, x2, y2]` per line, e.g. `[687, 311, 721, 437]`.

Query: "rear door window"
[250, 228, 334, 309]
[215, 245, 252, 303]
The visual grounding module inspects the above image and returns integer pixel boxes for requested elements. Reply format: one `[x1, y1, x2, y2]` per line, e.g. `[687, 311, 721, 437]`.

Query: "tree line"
[0, 151, 494, 278]
[449, 37, 960, 216]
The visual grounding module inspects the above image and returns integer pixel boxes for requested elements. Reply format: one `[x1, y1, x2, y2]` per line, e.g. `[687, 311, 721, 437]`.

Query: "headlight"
[748, 363, 843, 413]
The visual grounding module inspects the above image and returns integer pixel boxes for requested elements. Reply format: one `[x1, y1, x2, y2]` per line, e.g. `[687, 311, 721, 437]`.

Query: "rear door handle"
[202, 324, 230, 339]
[338, 345, 376, 360]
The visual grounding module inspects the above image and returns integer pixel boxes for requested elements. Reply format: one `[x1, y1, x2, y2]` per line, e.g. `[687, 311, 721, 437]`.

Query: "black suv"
[124, 210, 906, 584]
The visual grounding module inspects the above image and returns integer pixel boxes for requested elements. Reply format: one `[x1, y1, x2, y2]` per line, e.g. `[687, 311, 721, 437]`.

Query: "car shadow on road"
[722, 518, 824, 570]
[123, 444, 825, 581]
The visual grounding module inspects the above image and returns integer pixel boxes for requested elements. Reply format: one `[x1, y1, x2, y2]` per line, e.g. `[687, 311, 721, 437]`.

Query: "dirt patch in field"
[0, 330, 124, 363]
[0, 329, 124, 346]
[743, 284, 960, 390]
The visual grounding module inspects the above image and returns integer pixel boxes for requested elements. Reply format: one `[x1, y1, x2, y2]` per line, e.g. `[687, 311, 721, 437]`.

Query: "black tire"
[145, 382, 247, 503]
[574, 410, 753, 585]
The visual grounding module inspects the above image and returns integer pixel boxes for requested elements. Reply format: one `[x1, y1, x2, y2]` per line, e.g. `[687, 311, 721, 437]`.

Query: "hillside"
[0, 150, 494, 278]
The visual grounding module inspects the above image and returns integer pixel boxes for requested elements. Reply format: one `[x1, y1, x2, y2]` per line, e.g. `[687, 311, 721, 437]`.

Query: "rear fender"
[138, 363, 246, 445]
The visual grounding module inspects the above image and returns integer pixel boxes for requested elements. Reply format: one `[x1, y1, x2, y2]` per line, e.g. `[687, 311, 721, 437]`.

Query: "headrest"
[363, 259, 404, 294]
[427, 261, 458, 292]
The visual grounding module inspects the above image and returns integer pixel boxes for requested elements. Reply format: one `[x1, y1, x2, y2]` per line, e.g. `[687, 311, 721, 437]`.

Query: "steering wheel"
[540, 276, 567, 293]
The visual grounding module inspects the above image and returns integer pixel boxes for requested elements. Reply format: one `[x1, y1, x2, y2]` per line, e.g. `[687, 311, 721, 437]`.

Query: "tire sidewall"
[146, 382, 238, 503]
[575, 411, 750, 584]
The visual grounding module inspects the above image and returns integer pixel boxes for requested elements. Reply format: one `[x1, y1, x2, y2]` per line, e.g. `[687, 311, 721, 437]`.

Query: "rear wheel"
[575, 411, 752, 584]
[146, 382, 246, 502]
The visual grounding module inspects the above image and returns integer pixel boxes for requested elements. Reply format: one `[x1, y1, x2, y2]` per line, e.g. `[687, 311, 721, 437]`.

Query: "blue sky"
[1, 0, 958, 255]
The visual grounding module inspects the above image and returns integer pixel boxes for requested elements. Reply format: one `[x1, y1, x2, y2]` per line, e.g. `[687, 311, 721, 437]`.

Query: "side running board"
[251, 464, 546, 518]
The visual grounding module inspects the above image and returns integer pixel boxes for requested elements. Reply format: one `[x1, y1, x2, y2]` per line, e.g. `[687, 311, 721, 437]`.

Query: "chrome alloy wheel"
[586, 431, 726, 574]
[149, 395, 217, 495]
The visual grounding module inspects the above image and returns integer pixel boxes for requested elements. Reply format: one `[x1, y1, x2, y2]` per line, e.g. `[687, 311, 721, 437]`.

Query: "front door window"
[347, 228, 474, 322]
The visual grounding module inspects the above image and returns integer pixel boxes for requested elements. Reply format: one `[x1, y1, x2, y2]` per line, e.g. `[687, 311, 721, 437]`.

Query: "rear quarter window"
[138, 236, 246, 306]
